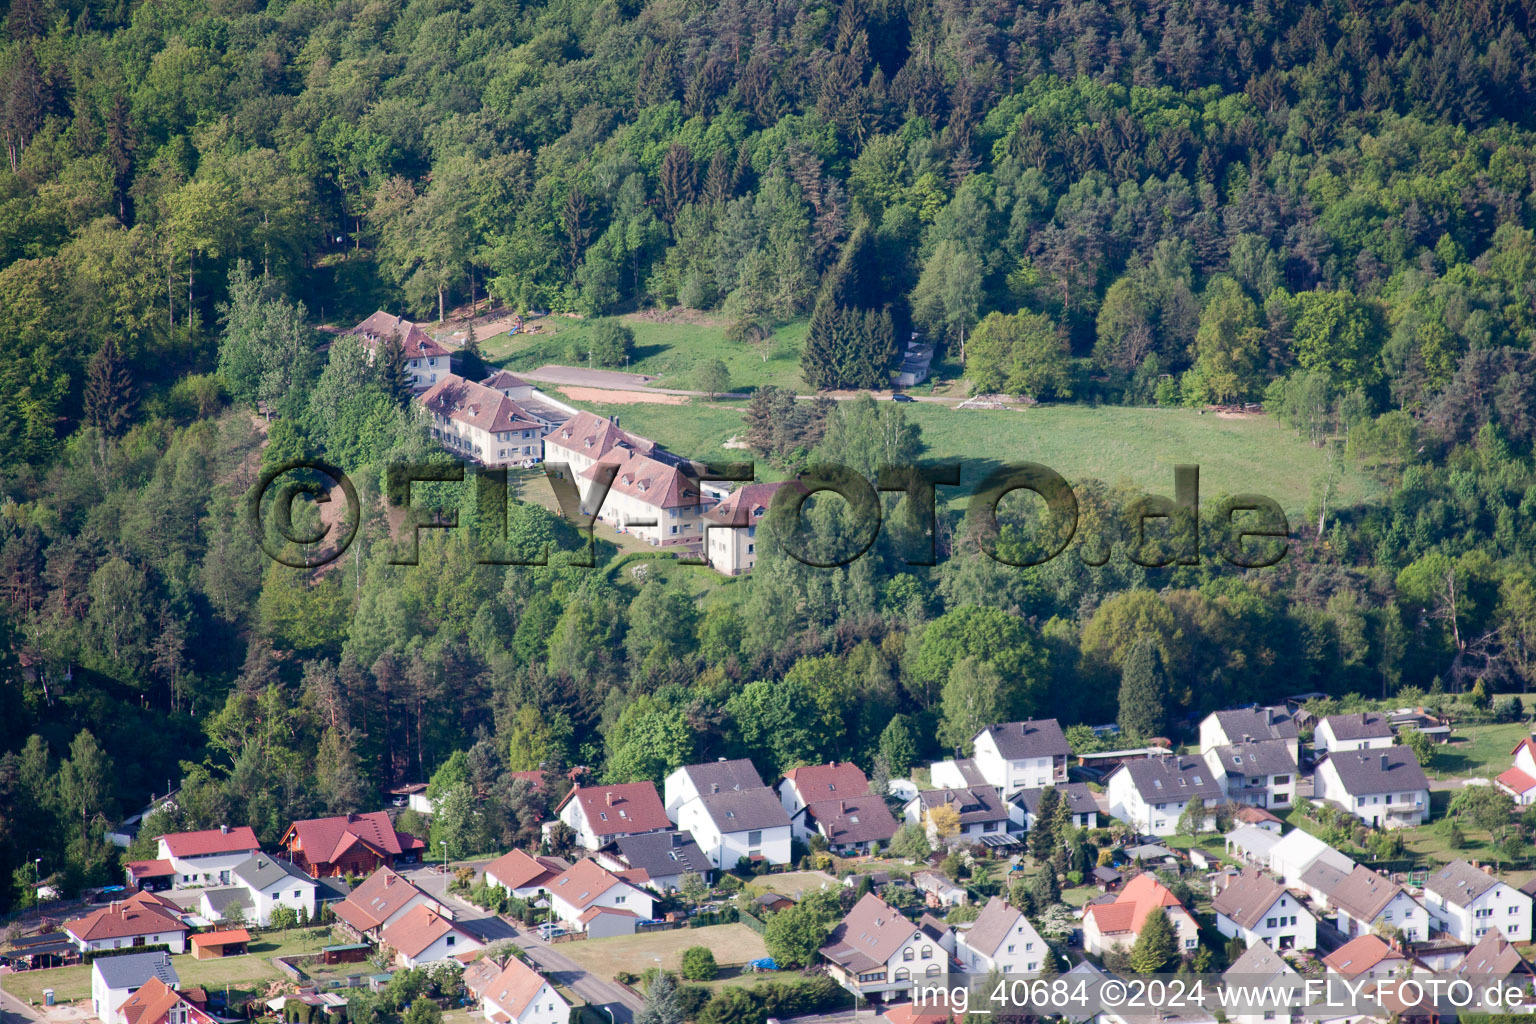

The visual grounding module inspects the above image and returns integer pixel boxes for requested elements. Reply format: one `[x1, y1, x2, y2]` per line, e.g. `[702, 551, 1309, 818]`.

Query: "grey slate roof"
[1214, 707, 1298, 743]
[1322, 712, 1394, 741]
[1328, 865, 1406, 922]
[911, 786, 1009, 824]
[944, 758, 989, 787]
[696, 787, 791, 832]
[201, 887, 251, 916]
[1211, 869, 1292, 929]
[977, 719, 1069, 759]
[234, 854, 315, 890]
[804, 796, 900, 845]
[1211, 739, 1298, 778]
[1299, 858, 1350, 896]
[607, 830, 712, 878]
[1222, 938, 1298, 985]
[1011, 783, 1099, 818]
[677, 759, 765, 796]
[962, 896, 1030, 956]
[1117, 755, 1226, 802]
[1325, 747, 1430, 795]
[92, 950, 179, 990]
[1425, 859, 1501, 906]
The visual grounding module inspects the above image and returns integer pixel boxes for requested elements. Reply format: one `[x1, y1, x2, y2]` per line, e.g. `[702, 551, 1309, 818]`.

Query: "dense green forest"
[4, 0, 1536, 911]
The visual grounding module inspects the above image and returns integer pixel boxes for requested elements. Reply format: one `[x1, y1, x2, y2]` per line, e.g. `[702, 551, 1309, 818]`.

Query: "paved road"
[400, 866, 640, 1021]
[0, 985, 43, 1024]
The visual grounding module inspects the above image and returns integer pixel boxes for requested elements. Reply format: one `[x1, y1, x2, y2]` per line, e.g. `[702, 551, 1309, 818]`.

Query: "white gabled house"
[230, 854, 318, 927]
[543, 859, 655, 932]
[1198, 707, 1300, 763]
[819, 893, 949, 1000]
[1082, 873, 1200, 956]
[663, 759, 766, 816]
[1314, 748, 1430, 828]
[1495, 738, 1536, 805]
[1009, 783, 1101, 832]
[1422, 859, 1532, 944]
[156, 827, 262, 888]
[1210, 868, 1319, 952]
[553, 782, 672, 851]
[1314, 712, 1395, 754]
[1105, 755, 1224, 836]
[1327, 865, 1429, 942]
[954, 896, 1048, 975]
[481, 956, 568, 1024]
[674, 787, 793, 868]
[91, 951, 178, 1024]
[381, 904, 482, 968]
[970, 720, 1070, 795]
[1201, 739, 1298, 810]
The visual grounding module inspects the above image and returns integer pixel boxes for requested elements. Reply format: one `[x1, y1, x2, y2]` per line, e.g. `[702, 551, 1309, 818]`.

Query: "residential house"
[554, 782, 671, 851]
[381, 904, 482, 967]
[332, 868, 441, 941]
[196, 887, 250, 925]
[955, 896, 1048, 975]
[1321, 934, 1412, 981]
[1220, 941, 1302, 1024]
[279, 811, 425, 877]
[780, 762, 875, 834]
[594, 832, 711, 892]
[229, 854, 317, 927]
[1267, 829, 1355, 891]
[114, 977, 216, 1024]
[1495, 738, 1536, 805]
[904, 788, 1010, 843]
[1450, 928, 1535, 989]
[1233, 804, 1285, 832]
[156, 827, 261, 888]
[542, 411, 664, 489]
[1422, 859, 1532, 943]
[701, 482, 806, 576]
[64, 893, 188, 954]
[92, 951, 178, 1024]
[1009, 784, 1100, 832]
[674, 786, 793, 868]
[1314, 713, 1396, 754]
[350, 311, 452, 392]
[1082, 873, 1200, 956]
[1201, 739, 1298, 810]
[805, 796, 901, 856]
[1210, 868, 1319, 951]
[926, 758, 990, 791]
[1198, 707, 1300, 763]
[543, 859, 655, 932]
[663, 758, 766, 816]
[483, 850, 569, 900]
[1314, 748, 1431, 827]
[971, 720, 1071, 795]
[418, 374, 548, 467]
[1104, 755, 1224, 836]
[820, 892, 949, 1000]
[481, 955, 569, 1024]
[1329, 865, 1429, 941]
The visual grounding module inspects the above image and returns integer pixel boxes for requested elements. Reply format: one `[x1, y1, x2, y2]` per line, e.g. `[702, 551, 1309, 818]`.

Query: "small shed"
[321, 943, 370, 966]
[1092, 866, 1122, 891]
[191, 928, 251, 959]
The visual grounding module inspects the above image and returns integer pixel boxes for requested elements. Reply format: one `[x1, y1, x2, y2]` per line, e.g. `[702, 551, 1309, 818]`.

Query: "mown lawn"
[556, 923, 767, 988]
[1426, 719, 1532, 780]
[483, 314, 809, 393]
[555, 398, 1381, 516]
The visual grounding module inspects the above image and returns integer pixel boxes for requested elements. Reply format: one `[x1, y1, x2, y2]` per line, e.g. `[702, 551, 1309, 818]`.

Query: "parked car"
[891, 393, 915, 402]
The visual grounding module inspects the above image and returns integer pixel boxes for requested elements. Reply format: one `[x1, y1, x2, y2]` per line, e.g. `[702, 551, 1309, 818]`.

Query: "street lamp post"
[438, 840, 449, 877]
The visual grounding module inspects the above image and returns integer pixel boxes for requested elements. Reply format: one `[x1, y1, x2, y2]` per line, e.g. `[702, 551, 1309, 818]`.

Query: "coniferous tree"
[1118, 639, 1169, 739]
[1130, 906, 1178, 973]
[379, 331, 414, 406]
[84, 337, 134, 436]
[1028, 787, 1061, 860]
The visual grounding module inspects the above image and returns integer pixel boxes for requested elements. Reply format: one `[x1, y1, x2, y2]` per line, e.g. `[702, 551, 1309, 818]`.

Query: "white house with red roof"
[819, 892, 949, 1000]
[1496, 737, 1536, 805]
[278, 811, 425, 877]
[64, 892, 189, 954]
[553, 782, 671, 851]
[351, 311, 453, 392]
[1082, 873, 1199, 956]
[155, 827, 260, 888]
[381, 903, 482, 967]
[481, 956, 568, 1024]
[778, 762, 876, 838]
[482, 850, 568, 900]
[114, 977, 216, 1024]
[331, 867, 441, 940]
[1321, 933, 1413, 981]
[543, 859, 654, 932]
[418, 374, 548, 467]
[701, 481, 806, 575]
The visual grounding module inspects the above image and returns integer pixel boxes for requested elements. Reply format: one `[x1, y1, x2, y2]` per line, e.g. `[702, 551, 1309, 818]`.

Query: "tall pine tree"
[1118, 639, 1169, 739]
[378, 331, 414, 405]
[84, 337, 134, 436]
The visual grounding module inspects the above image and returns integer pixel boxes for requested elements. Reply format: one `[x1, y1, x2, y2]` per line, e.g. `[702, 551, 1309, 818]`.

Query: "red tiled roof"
[545, 860, 630, 911]
[420, 374, 544, 435]
[191, 929, 250, 947]
[118, 978, 212, 1024]
[578, 906, 639, 923]
[784, 762, 872, 801]
[65, 901, 186, 942]
[381, 904, 471, 959]
[127, 859, 176, 880]
[546, 411, 656, 463]
[556, 783, 670, 837]
[485, 956, 554, 1020]
[160, 827, 260, 858]
[1083, 873, 1187, 935]
[351, 311, 451, 359]
[333, 868, 432, 932]
[1497, 766, 1536, 794]
[484, 850, 565, 892]
[282, 811, 422, 866]
[702, 481, 809, 526]
[578, 449, 702, 511]
[1323, 934, 1404, 976]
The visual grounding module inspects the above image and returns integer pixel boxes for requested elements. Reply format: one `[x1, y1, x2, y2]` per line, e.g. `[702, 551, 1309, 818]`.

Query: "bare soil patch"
[556, 386, 690, 405]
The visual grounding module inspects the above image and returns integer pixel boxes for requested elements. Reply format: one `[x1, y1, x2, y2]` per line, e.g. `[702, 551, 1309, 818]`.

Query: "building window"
[748, 830, 762, 847]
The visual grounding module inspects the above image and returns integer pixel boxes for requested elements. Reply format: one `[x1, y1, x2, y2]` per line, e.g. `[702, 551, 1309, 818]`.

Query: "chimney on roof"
[220, 824, 229, 834]
[606, 792, 615, 806]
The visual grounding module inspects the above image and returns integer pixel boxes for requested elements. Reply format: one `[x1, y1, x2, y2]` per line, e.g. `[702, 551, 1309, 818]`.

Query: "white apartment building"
[418, 373, 546, 466]
[970, 720, 1070, 795]
[1314, 748, 1430, 827]
[1422, 860, 1532, 943]
[351, 311, 453, 392]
